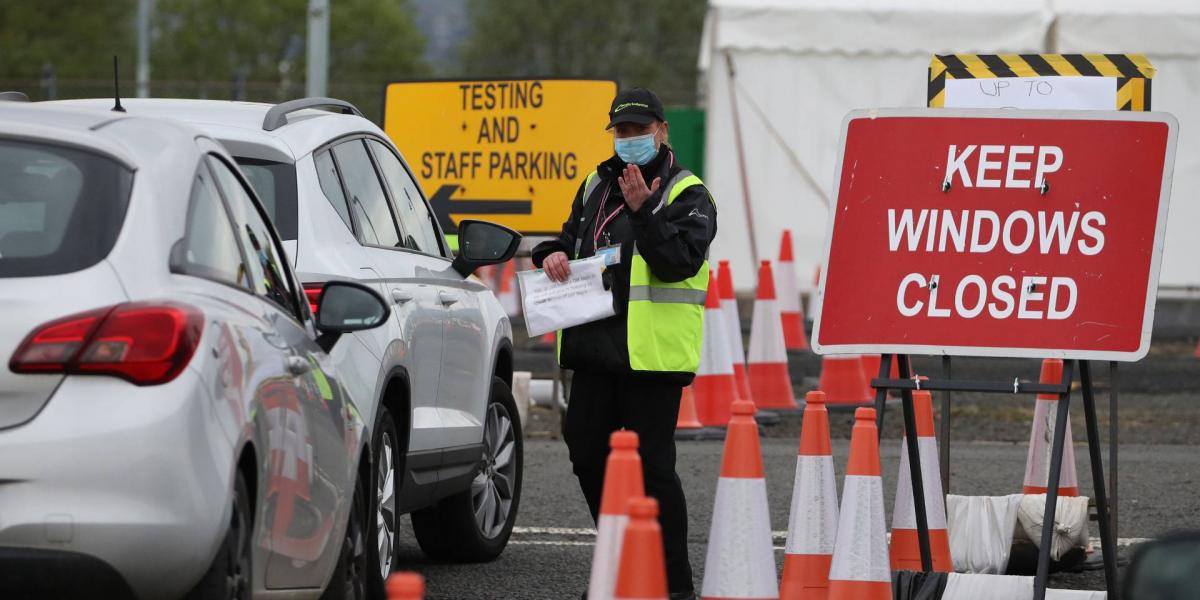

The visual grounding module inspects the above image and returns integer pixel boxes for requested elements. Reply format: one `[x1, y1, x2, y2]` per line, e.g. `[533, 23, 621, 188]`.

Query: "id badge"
[595, 245, 621, 267]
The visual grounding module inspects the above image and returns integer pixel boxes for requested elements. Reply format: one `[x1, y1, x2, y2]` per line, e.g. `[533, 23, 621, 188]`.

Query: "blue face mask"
[614, 132, 659, 165]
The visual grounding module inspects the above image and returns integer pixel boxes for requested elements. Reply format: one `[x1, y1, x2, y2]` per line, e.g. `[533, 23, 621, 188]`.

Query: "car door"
[328, 138, 447, 458]
[208, 155, 353, 589]
[366, 138, 489, 450]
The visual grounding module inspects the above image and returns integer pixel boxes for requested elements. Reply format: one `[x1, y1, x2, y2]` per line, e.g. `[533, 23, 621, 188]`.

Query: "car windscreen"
[234, 157, 298, 241]
[0, 139, 133, 278]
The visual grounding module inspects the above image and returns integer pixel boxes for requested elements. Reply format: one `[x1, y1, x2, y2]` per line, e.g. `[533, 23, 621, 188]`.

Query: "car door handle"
[391, 289, 414, 305]
[438, 290, 460, 306]
[284, 355, 312, 376]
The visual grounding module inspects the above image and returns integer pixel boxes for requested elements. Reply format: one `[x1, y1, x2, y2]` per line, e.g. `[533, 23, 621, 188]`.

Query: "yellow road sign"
[383, 78, 618, 235]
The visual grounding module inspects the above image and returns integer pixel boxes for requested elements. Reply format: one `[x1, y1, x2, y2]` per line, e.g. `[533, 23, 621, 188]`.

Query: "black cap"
[606, 87, 665, 129]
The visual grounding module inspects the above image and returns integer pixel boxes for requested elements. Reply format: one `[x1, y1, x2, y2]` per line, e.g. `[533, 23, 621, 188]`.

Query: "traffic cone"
[677, 385, 705, 430]
[387, 572, 424, 600]
[780, 391, 838, 600]
[701, 400, 779, 599]
[748, 260, 798, 410]
[499, 259, 519, 318]
[693, 272, 740, 427]
[891, 388, 953, 572]
[828, 408, 891, 600]
[1194, 338, 1199, 358]
[614, 497, 669, 600]
[777, 230, 809, 351]
[1023, 359, 1079, 496]
[860, 354, 899, 399]
[717, 260, 753, 403]
[817, 354, 871, 406]
[589, 431, 645, 600]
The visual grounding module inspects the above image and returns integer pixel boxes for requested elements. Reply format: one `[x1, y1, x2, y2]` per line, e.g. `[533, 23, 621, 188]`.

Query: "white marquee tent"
[701, 0, 1200, 294]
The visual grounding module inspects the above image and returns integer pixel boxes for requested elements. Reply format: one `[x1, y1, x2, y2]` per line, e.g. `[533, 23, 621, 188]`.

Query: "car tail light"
[303, 283, 323, 316]
[10, 302, 204, 386]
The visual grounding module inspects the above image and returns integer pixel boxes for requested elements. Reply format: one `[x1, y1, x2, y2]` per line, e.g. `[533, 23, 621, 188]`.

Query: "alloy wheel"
[472, 402, 516, 539]
[375, 432, 396, 578]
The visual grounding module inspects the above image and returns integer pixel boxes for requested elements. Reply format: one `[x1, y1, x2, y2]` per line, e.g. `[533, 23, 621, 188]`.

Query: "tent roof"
[703, 0, 1050, 59]
[1053, 0, 1200, 56]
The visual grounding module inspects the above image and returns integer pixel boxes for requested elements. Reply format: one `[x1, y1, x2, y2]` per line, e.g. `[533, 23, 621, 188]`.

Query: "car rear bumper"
[0, 368, 236, 600]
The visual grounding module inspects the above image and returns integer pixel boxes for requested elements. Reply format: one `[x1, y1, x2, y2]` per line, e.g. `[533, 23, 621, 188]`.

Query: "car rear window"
[0, 139, 133, 278]
[234, 157, 298, 241]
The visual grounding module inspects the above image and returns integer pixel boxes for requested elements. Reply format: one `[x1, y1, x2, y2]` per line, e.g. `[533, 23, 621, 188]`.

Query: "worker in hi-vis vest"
[532, 87, 716, 600]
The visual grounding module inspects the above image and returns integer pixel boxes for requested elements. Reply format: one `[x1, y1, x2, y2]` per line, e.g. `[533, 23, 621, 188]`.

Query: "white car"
[52, 97, 526, 593]
[0, 101, 394, 598]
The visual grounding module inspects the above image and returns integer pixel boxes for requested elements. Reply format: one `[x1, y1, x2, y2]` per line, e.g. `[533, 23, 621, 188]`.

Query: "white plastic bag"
[1014, 494, 1091, 561]
[1046, 589, 1106, 599]
[946, 494, 1023, 574]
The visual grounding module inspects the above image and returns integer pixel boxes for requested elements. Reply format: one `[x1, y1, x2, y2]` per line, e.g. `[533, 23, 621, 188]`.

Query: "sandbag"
[1014, 494, 1091, 561]
[943, 573, 1033, 599]
[946, 494, 1023, 574]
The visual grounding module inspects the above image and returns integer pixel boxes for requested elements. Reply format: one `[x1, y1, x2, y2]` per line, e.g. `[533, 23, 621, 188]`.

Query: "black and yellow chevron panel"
[928, 54, 1155, 111]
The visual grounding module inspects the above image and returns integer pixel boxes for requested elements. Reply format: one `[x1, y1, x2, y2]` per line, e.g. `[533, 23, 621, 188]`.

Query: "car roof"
[46, 98, 382, 163]
[0, 102, 208, 172]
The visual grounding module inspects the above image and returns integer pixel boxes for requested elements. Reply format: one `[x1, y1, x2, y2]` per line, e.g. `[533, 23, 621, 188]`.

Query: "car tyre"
[411, 376, 523, 562]
[321, 466, 369, 600]
[186, 471, 253, 600]
[367, 405, 401, 598]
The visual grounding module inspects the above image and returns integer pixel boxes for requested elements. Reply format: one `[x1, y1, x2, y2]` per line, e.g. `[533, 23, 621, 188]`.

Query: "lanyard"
[593, 182, 623, 248]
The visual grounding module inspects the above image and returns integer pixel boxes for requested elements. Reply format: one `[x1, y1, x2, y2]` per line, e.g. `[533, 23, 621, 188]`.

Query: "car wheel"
[321, 466, 369, 600]
[367, 406, 401, 597]
[411, 376, 523, 562]
[186, 471, 253, 600]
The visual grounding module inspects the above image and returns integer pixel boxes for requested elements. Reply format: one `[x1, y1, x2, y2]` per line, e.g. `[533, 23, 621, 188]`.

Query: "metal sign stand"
[872, 354, 1119, 600]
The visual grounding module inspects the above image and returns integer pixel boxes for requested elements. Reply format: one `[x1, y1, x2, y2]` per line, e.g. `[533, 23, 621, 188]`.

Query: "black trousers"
[565, 369, 694, 594]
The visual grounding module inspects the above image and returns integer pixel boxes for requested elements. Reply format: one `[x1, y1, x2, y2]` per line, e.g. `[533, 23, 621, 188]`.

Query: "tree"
[0, 0, 136, 80]
[459, 0, 707, 105]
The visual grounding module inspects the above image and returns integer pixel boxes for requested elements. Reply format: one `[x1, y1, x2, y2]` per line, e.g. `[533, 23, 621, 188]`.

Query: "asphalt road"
[393, 433, 1199, 599]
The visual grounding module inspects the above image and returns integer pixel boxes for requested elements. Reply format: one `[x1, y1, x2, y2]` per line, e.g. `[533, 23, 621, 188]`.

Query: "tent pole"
[723, 51, 760, 266]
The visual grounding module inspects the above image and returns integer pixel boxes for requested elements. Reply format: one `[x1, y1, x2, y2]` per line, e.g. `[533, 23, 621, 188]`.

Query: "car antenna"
[111, 55, 125, 113]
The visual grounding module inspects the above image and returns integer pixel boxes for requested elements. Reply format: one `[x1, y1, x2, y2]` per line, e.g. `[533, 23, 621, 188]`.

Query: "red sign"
[813, 109, 1177, 360]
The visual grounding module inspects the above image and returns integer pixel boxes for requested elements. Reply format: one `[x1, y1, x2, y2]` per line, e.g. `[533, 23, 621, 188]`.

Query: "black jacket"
[531, 145, 717, 384]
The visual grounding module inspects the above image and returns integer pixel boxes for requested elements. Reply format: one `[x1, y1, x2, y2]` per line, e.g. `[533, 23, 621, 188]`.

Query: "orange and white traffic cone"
[613, 497, 669, 600]
[387, 572, 425, 600]
[499, 259, 519, 318]
[748, 260, 798, 411]
[717, 260, 753, 404]
[694, 271, 740, 427]
[1023, 359, 1079, 496]
[860, 354, 899, 399]
[589, 431, 645, 600]
[891, 388, 953, 573]
[777, 230, 809, 351]
[817, 354, 871, 406]
[676, 385, 706, 433]
[828, 408, 892, 600]
[701, 400, 779, 599]
[780, 391, 838, 600]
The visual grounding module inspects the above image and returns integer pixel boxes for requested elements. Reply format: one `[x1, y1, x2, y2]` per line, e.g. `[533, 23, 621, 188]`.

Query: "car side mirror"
[1124, 532, 1200, 600]
[314, 281, 390, 352]
[451, 219, 522, 277]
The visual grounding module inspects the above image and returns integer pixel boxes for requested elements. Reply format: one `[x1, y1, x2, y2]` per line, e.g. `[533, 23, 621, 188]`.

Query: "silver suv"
[53, 97, 525, 593]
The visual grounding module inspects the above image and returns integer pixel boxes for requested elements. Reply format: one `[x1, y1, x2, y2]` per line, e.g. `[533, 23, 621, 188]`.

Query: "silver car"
[52, 97, 527, 595]
[0, 101, 393, 599]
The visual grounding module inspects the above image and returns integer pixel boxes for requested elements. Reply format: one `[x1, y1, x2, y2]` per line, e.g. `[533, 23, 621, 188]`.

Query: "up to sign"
[813, 109, 1178, 360]
[383, 79, 617, 235]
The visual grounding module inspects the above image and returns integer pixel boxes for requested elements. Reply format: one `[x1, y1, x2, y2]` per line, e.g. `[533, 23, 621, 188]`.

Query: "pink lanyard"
[593, 183, 623, 249]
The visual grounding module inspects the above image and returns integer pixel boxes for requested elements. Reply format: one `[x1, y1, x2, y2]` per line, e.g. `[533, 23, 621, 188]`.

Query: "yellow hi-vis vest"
[558, 168, 710, 374]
